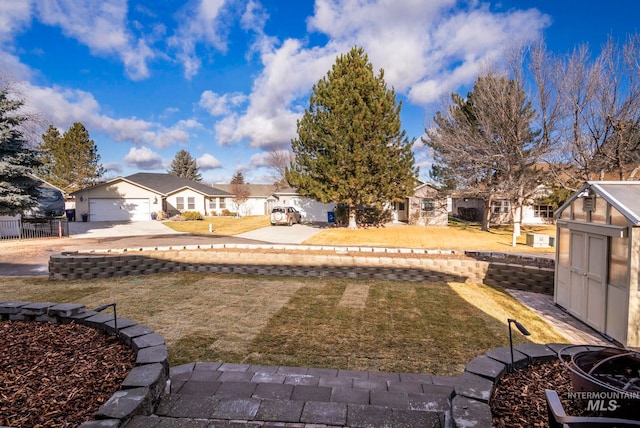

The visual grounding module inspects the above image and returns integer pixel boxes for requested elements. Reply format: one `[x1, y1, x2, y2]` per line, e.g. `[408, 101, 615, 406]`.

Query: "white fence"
[0, 218, 69, 240]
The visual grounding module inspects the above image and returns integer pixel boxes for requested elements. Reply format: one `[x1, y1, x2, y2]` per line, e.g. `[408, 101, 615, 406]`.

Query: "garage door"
[89, 199, 150, 222]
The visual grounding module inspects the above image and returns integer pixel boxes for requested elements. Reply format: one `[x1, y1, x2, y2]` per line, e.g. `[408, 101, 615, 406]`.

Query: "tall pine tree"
[38, 122, 104, 193]
[286, 46, 417, 229]
[0, 88, 41, 215]
[168, 149, 202, 181]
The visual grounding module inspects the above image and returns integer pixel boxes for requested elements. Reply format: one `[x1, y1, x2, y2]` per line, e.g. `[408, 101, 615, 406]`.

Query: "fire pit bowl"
[560, 345, 640, 419]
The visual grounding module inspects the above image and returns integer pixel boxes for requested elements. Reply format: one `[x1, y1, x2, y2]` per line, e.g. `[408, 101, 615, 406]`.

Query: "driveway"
[236, 223, 327, 244]
[69, 220, 183, 238]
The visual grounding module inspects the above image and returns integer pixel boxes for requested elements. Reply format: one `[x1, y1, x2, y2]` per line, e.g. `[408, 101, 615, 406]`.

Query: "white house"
[71, 173, 231, 221]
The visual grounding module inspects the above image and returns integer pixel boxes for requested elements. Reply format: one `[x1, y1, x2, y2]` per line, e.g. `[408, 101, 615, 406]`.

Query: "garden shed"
[554, 181, 640, 348]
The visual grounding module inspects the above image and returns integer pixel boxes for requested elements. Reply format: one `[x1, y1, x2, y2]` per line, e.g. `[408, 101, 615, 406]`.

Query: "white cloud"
[197, 153, 222, 170]
[199, 90, 247, 116]
[33, 0, 154, 80]
[124, 146, 163, 170]
[18, 81, 204, 149]
[211, 0, 549, 148]
[215, 39, 339, 147]
[169, 0, 231, 79]
[247, 152, 270, 167]
[0, 0, 33, 44]
[241, 0, 268, 33]
[103, 162, 123, 174]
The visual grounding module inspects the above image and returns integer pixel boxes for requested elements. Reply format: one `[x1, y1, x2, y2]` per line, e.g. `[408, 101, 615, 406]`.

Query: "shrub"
[182, 211, 203, 221]
[221, 209, 236, 217]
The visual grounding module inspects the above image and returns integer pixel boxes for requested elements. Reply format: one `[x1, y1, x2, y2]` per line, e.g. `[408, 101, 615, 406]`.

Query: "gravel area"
[0, 320, 135, 427]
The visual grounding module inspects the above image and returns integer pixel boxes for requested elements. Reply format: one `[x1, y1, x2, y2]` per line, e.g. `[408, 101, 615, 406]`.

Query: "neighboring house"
[214, 184, 279, 216]
[71, 173, 230, 221]
[273, 186, 336, 223]
[389, 182, 448, 226]
[451, 184, 555, 226]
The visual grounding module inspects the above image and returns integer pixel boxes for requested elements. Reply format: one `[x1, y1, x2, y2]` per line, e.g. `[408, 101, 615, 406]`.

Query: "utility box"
[526, 233, 550, 247]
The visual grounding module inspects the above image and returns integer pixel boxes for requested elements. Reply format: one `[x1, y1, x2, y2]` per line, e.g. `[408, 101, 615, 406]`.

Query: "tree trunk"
[512, 202, 522, 247]
[481, 195, 493, 232]
[348, 204, 358, 229]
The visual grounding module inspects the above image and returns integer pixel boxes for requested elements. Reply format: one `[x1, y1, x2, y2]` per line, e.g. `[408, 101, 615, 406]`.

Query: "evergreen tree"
[230, 171, 249, 216]
[38, 122, 104, 193]
[286, 46, 417, 229]
[0, 88, 41, 215]
[230, 171, 245, 184]
[168, 149, 202, 181]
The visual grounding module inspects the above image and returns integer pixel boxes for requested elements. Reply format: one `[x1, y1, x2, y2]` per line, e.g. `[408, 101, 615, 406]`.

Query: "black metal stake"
[94, 303, 118, 335]
[508, 318, 531, 372]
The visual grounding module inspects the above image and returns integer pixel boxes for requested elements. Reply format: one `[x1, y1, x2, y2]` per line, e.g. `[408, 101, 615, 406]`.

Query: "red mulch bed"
[491, 359, 592, 427]
[0, 320, 136, 427]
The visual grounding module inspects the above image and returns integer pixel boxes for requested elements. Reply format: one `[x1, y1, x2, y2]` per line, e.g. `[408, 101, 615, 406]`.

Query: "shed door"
[569, 231, 606, 331]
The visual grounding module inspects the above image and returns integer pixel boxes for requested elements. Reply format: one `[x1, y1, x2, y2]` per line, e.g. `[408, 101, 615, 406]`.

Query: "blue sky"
[2, 0, 638, 184]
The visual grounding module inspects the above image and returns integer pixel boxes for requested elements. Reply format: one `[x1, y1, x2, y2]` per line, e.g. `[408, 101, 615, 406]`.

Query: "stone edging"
[452, 342, 568, 425]
[49, 244, 555, 295]
[0, 301, 169, 427]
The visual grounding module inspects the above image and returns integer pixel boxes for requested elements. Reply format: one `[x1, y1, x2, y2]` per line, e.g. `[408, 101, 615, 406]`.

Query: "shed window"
[591, 196, 607, 223]
[558, 227, 570, 267]
[610, 208, 628, 226]
[572, 200, 586, 221]
[609, 237, 629, 288]
[421, 199, 435, 216]
[176, 197, 184, 210]
[533, 205, 554, 218]
[187, 197, 195, 210]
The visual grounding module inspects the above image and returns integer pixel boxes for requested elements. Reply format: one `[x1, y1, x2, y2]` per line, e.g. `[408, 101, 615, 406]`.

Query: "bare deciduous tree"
[425, 70, 548, 237]
[266, 148, 295, 188]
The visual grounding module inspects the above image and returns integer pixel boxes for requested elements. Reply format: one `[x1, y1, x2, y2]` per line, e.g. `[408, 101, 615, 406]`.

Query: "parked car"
[270, 206, 301, 226]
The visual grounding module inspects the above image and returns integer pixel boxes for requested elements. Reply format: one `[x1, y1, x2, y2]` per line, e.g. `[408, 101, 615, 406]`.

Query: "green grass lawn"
[0, 273, 566, 375]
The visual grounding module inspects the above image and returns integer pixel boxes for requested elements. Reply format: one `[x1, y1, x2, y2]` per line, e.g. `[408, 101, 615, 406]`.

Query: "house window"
[209, 198, 216, 209]
[187, 197, 195, 210]
[219, 197, 226, 209]
[421, 199, 435, 216]
[533, 204, 554, 218]
[492, 200, 510, 214]
[176, 197, 184, 210]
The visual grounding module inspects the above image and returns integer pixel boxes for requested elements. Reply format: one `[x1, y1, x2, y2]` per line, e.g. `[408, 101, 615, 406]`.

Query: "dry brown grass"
[164, 215, 271, 235]
[0, 272, 566, 375]
[305, 221, 556, 252]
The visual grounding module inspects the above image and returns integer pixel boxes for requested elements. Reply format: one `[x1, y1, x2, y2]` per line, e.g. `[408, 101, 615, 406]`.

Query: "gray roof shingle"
[124, 173, 231, 196]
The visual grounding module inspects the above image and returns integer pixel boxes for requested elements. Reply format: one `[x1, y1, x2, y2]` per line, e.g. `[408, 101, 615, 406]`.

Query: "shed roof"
[557, 181, 640, 226]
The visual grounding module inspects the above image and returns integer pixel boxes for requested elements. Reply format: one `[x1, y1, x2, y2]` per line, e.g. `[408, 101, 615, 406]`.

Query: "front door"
[569, 231, 607, 331]
[394, 201, 407, 222]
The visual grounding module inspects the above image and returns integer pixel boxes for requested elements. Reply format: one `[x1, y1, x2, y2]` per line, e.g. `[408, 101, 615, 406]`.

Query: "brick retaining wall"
[49, 244, 555, 295]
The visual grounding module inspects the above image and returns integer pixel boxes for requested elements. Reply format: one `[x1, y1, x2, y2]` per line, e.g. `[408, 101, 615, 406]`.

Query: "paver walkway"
[507, 289, 612, 346]
[124, 363, 455, 427]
